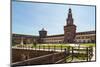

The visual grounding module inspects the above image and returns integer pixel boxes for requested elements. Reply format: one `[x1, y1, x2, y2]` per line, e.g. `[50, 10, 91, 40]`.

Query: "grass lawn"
[13, 43, 95, 50]
[33, 43, 95, 48]
[80, 43, 95, 47]
[32, 44, 71, 49]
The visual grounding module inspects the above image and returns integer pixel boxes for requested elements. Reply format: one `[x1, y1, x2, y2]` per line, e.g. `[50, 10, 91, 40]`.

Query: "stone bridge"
[12, 48, 66, 66]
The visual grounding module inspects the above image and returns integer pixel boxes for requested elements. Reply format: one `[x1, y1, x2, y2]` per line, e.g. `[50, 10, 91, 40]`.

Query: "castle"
[12, 8, 96, 45]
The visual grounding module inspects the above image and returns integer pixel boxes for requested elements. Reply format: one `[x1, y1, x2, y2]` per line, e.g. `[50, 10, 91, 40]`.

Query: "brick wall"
[12, 48, 55, 63]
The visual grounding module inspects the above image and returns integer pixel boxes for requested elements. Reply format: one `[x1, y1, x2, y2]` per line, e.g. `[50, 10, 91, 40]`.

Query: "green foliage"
[12, 41, 16, 46]
[33, 42, 37, 47]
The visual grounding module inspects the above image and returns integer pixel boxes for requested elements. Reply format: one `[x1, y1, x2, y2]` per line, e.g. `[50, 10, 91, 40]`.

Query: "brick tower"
[39, 28, 47, 38]
[64, 8, 76, 43]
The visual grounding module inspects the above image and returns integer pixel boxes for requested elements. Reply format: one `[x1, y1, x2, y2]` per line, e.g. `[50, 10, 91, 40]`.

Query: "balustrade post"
[72, 47, 74, 60]
[86, 47, 88, 61]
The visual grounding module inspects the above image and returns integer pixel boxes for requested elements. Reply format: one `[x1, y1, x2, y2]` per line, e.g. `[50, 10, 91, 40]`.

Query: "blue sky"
[12, 1, 96, 35]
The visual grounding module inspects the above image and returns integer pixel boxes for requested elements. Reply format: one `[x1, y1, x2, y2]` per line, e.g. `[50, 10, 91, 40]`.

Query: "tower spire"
[69, 8, 72, 13]
[68, 8, 72, 19]
[66, 8, 73, 25]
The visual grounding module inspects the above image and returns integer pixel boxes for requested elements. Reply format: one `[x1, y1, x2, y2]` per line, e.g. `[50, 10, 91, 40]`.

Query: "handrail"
[12, 52, 64, 65]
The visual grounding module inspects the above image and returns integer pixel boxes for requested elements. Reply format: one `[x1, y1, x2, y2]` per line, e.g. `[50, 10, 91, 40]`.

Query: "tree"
[33, 39, 37, 47]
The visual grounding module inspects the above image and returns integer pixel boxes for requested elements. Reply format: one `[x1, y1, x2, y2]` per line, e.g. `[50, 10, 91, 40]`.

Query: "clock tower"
[64, 8, 76, 43]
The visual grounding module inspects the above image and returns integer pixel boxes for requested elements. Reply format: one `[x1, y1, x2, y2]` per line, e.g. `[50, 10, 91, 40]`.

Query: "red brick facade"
[64, 8, 76, 43]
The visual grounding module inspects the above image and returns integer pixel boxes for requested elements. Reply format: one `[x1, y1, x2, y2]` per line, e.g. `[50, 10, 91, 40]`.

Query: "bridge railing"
[66, 46, 93, 62]
[12, 46, 94, 66]
[12, 52, 66, 66]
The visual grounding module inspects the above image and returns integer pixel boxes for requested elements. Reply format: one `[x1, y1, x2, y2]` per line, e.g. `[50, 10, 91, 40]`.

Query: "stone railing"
[12, 52, 66, 66]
